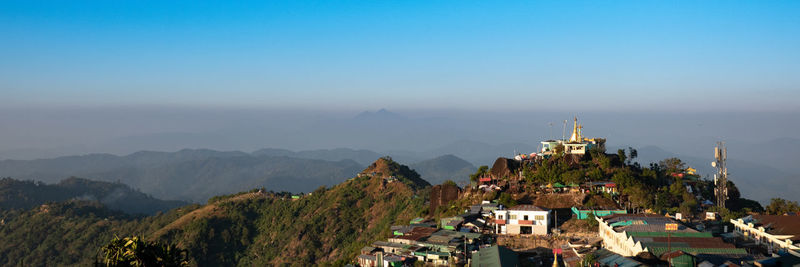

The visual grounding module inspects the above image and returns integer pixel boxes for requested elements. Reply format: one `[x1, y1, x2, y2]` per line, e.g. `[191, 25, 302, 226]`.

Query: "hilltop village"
[353, 118, 800, 267]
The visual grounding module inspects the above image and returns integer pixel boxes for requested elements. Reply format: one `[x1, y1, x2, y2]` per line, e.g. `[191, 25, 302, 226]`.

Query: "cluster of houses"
[356, 201, 560, 266]
[354, 117, 800, 266]
[357, 222, 485, 266]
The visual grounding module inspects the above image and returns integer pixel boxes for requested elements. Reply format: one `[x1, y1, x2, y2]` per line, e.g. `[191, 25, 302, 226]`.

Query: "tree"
[659, 158, 686, 174]
[580, 253, 597, 267]
[99, 236, 188, 267]
[765, 198, 800, 215]
[627, 147, 638, 162]
[561, 170, 584, 185]
[497, 192, 517, 208]
[617, 149, 627, 166]
[554, 144, 565, 154]
[470, 166, 489, 183]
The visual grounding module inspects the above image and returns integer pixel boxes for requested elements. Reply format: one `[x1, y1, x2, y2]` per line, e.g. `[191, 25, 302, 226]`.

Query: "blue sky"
[2, 1, 799, 111]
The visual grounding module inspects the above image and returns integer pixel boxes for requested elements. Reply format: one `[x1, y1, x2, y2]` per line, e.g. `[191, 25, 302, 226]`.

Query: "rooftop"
[471, 245, 519, 267]
[393, 226, 438, 241]
[752, 214, 800, 239]
[593, 249, 643, 267]
[508, 204, 549, 211]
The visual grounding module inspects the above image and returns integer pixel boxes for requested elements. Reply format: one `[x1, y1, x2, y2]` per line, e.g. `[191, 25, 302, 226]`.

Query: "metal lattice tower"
[712, 141, 728, 209]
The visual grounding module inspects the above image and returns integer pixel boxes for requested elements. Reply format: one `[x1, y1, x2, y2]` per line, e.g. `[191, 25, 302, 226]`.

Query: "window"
[498, 215, 503, 219]
[510, 215, 517, 220]
[523, 215, 529, 220]
[535, 215, 545, 221]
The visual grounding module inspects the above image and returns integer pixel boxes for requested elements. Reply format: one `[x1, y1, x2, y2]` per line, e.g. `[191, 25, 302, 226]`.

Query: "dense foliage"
[0, 177, 187, 215]
[765, 198, 800, 215]
[0, 200, 195, 266]
[100, 236, 188, 267]
[519, 148, 761, 217]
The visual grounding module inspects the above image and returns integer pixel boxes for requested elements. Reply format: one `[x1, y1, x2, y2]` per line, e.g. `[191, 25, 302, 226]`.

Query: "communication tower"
[712, 141, 728, 209]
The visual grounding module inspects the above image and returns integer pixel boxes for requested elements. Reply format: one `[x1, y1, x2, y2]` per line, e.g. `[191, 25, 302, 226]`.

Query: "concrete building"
[493, 205, 550, 235]
[731, 215, 800, 255]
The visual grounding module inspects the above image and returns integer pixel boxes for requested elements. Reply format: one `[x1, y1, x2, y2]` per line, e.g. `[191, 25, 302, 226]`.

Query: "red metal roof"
[753, 215, 800, 237]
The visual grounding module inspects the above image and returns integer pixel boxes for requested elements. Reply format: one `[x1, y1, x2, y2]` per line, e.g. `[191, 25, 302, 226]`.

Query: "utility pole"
[712, 141, 728, 209]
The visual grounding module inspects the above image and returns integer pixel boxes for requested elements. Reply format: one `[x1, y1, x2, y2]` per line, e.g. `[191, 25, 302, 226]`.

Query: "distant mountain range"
[0, 150, 365, 202]
[0, 148, 478, 203]
[0, 177, 186, 215]
[252, 148, 383, 166]
[0, 139, 795, 204]
[410, 154, 476, 185]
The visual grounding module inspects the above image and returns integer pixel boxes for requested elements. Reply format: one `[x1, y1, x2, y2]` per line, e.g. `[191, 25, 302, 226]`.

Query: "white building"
[731, 215, 800, 256]
[493, 205, 550, 235]
[540, 117, 604, 156]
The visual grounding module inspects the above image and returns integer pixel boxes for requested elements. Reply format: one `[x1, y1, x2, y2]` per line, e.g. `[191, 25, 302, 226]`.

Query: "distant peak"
[354, 109, 403, 120]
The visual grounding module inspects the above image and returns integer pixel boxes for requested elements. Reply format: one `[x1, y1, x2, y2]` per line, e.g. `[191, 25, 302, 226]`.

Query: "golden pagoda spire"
[569, 117, 579, 142]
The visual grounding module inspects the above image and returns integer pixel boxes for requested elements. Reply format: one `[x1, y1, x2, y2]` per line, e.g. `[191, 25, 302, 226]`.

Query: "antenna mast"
[712, 141, 728, 209]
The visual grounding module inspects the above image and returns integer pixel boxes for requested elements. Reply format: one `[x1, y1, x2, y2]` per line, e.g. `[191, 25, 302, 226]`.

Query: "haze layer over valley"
[0, 107, 797, 204]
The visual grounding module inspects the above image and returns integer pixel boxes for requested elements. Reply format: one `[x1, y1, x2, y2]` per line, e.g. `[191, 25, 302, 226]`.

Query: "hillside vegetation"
[0, 177, 186, 215]
[0, 157, 429, 266]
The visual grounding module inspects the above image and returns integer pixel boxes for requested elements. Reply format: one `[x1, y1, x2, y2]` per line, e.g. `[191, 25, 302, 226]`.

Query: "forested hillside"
[0, 157, 429, 266]
[0, 177, 186, 215]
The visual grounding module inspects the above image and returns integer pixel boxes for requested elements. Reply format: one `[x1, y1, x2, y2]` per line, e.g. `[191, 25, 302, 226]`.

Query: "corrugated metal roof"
[627, 232, 712, 238]
[508, 204, 549, 211]
[471, 245, 519, 267]
[648, 247, 748, 256]
[594, 249, 642, 267]
[636, 237, 736, 249]
[753, 215, 800, 237]
[620, 224, 698, 233]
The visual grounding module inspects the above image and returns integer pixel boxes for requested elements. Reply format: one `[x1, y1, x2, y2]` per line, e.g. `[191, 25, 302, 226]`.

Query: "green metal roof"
[648, 247, 748, 257]
[611, 220, 647, 227]
[626, 232, 712, 238]
[471, 245, 519, 267]
[594, 249, 642, 267]
[410, 217, 425, 224]
[414, 251, 449, 257]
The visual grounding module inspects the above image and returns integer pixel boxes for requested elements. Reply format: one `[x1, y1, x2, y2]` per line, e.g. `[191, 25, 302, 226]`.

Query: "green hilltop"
[0, 157, 428, 266]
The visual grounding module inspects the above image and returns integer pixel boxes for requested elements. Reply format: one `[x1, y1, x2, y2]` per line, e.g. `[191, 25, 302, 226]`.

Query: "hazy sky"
[2, 1, 799, 111]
